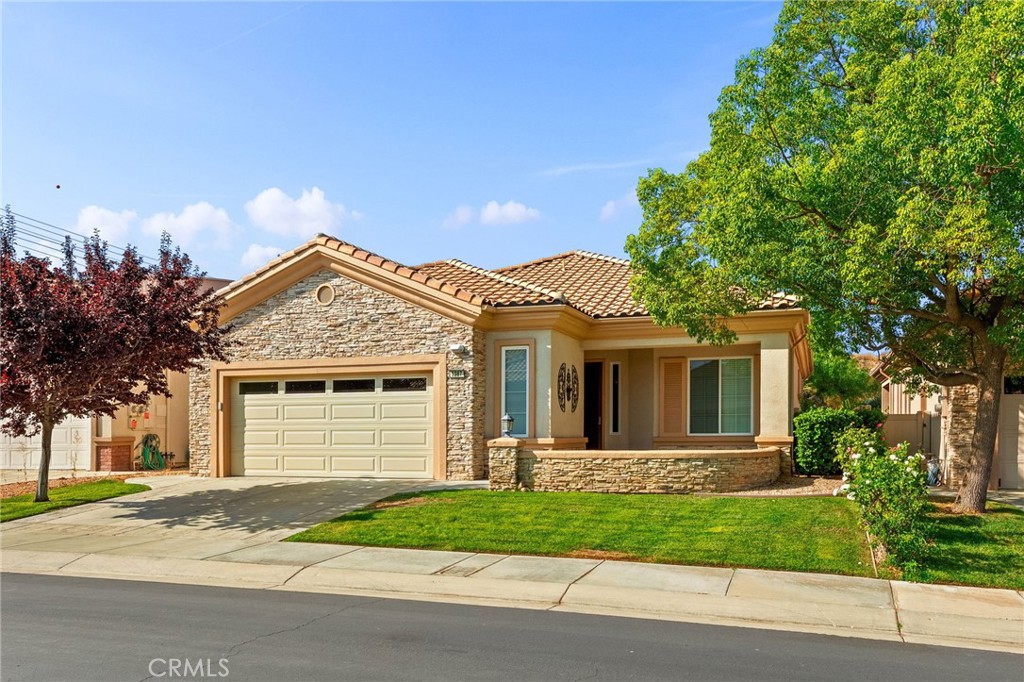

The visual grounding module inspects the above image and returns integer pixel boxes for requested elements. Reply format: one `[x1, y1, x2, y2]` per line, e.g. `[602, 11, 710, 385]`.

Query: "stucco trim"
[207, 354, 448, 479]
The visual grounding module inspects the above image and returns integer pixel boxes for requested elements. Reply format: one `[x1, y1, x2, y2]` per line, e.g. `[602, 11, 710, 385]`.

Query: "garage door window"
[333, 379, 375, 393]
[285, 380, 326, 394]
[239, 381, 279, 395]
[383, 377, 427, 392]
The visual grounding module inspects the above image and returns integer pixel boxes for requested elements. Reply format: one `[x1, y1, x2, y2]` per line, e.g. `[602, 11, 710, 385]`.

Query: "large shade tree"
[626, 0, 1023, 513]
[0, 207, 226, 501]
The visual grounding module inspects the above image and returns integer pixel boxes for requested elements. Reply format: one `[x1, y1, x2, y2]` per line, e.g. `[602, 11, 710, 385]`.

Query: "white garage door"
[998, 393, 1024, 490]
[230, 375, 434, 478]
[0, 416, 92, 470]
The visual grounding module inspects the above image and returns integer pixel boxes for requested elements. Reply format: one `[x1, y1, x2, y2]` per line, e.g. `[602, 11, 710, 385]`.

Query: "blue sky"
[2, 1, 781, 279]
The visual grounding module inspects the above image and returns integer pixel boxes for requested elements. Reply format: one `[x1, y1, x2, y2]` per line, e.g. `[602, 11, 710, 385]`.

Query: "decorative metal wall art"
[557, 363, 580, 413]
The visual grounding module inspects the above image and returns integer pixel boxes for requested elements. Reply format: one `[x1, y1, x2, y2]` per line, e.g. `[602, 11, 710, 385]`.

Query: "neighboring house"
[875, 368, 1024, 490]
[189, 235, 812, 493]
[0, 277, 230, 474]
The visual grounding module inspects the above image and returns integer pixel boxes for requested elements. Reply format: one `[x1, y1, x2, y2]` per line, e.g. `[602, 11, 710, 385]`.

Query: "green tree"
[625, 0, 1023, 513]
[801, 352, 879, 409]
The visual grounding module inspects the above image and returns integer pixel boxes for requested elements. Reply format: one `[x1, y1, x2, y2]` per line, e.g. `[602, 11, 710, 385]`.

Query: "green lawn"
[917, 501, 1024, 590]
[288, 490, 875, 577]
[1, 480, 150, 522]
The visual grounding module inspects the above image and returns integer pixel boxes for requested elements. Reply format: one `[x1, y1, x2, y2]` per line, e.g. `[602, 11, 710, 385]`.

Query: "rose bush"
[835, 427, 931, 575]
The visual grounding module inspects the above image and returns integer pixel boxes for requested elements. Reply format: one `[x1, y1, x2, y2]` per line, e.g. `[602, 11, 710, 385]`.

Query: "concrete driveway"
[0, 476, 478, 560]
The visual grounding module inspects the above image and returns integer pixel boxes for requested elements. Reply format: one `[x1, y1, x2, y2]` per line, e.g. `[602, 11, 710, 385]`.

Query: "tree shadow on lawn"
[919, 505, 1024, 588]
[81, 480, 426, 535]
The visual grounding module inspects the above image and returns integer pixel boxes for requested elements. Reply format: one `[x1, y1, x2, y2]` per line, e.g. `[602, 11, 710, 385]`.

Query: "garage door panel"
[332, 404, 377, 420]
[245, 405, 280, 421]
[380, 429, 429, 446]
[283, 404, 328, 421]
[380, 457, 430, 474]
[331, 430, 376, 446]
[282, 431, 327, 446]
[380, 403, 429, 420]
[242, 456, 281, 471]
[331, 456, 377, 473]
[282, 456, 328, 472]
[244, 430, 280, 446]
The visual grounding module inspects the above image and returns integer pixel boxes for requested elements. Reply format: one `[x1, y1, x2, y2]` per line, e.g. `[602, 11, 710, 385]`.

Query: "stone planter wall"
[488, 443, 780, 494]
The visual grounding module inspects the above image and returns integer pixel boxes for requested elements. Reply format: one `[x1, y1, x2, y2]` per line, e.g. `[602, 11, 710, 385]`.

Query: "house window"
[689, 358, 753, 435]
[1005, 376, 1024, 395]
[501, 346, 529, 437]
[333, 379, 375, 393]
[610, 362, 621, 434]
[285, 380, 326, 394]
[382, 377, 427, 392]
[239, 381, 279, 395]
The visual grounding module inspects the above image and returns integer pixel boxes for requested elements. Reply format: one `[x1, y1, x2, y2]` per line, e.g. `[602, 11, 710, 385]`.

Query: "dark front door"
[584, 362, 603, 450]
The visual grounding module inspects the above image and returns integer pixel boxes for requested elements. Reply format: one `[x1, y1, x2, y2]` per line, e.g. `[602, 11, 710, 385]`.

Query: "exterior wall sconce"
[449, 343, 467, 353]
[501, 413, 514, 437]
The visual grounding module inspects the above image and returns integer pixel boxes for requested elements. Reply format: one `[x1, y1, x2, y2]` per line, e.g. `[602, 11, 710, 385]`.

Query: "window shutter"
[661, 359, 685, 436]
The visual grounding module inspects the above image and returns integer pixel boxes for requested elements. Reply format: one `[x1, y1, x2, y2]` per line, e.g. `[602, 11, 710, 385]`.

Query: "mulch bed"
[0, 471, 187, 500]
[714, 474, 842, 497]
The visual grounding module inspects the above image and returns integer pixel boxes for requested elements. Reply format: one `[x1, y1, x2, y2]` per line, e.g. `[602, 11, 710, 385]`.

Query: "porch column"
[756, 334, 794, 475]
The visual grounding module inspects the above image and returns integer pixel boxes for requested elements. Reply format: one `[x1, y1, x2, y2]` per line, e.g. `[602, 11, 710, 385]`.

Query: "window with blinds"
[689, 358, 753, 435]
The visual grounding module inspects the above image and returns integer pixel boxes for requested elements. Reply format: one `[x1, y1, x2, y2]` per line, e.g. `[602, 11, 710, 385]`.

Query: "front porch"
[484, 311, 811, 493]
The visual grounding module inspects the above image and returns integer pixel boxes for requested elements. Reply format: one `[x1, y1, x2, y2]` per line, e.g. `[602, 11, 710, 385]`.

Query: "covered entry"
[230, 374, 435, 478]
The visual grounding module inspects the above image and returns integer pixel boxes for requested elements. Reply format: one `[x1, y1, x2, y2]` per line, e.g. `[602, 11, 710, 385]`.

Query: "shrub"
[835, 427, 931, 575]
[794, 408, 861, 474]
[793, 407, 887, 475]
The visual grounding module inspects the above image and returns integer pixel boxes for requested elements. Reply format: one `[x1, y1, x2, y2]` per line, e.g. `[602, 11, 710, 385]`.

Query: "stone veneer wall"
[190, 270, 486, 479]
[944, 384, 978, 488]
[489, 446, 780, 494]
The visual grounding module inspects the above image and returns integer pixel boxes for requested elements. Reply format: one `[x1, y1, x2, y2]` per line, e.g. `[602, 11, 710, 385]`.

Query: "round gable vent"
[315, 284, 336, 306]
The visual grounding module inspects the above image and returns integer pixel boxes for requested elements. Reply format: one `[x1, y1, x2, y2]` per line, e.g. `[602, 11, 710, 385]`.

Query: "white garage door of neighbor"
[998, 394, 1024, 490]
[0, 416, 92, 470]
[231, 375, 434, 478]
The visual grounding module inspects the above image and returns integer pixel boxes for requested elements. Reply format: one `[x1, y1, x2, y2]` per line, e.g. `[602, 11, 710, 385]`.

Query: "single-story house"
[876, 369, 1024, 490]
[189, 235, 812, 494]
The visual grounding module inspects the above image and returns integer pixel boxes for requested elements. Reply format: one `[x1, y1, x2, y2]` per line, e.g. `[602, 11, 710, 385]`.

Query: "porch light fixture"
[449, 343, 467, 353]
[501, 413, 514, 437]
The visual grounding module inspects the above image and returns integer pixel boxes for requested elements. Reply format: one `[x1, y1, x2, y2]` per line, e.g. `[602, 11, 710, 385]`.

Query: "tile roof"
[223, 234, 801, 320]
[416, 259, 566, 308]
[491, 251, 647, 318]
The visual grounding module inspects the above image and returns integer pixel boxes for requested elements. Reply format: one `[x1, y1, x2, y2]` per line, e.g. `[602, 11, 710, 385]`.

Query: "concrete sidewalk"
[1, 477, 1021, 655]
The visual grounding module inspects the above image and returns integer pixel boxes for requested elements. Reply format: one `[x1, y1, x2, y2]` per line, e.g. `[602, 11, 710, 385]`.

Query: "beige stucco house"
[189, 235, 812, 493]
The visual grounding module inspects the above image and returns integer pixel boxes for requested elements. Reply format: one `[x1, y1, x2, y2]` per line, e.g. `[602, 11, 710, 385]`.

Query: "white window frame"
[687, 357, 754, 437]
[501, 345, 530, 438]
[609, 362, 621, 435]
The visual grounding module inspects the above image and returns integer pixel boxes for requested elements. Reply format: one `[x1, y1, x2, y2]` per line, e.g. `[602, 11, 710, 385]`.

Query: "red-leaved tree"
[0, 206, 226, 501]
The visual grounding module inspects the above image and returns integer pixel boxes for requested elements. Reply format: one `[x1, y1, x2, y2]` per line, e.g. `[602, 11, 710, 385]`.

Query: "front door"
[584, 362, 603, 450]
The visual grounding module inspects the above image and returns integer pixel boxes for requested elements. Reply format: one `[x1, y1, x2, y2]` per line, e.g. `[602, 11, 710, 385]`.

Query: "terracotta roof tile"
[219, 234, 801, 319]
[492, 251, 646, 317]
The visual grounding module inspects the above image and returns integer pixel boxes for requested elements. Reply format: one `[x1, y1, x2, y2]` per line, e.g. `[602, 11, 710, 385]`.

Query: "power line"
[7, 212, 160, 265]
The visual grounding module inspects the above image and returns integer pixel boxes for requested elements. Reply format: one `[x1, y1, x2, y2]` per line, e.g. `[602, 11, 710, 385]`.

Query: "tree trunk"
[952, 350, 1006, 514]
[35, 418, 54, 503]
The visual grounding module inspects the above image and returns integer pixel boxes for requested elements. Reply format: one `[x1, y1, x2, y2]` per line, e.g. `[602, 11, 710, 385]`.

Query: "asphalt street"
[1, 574, 1021, 682]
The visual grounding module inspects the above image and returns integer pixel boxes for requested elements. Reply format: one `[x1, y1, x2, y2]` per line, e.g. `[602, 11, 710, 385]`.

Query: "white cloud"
[142, 201, 235, 247]
[240, 243, 285, 271]
[75, 206, 138, 244]
[442, 205, 475, 230]
[479, 200, 541, 226]
[244, 186, 354, 239]
[599, 190, 640, 222]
